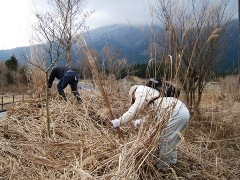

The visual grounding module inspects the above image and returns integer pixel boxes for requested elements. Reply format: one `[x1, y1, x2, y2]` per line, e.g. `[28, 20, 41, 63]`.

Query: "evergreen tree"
[5, 55, 18, 71]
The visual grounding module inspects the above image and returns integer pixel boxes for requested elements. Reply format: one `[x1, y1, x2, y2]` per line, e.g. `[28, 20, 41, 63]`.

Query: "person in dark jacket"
[48, 66, 81, 101]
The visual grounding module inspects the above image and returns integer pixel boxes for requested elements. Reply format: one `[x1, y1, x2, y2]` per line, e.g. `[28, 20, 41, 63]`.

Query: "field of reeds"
[0, 74, 239, 179]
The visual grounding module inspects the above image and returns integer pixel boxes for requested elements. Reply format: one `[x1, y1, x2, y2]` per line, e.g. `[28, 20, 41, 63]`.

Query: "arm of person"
[119, 85, 160, 125]
[48, 68, 57, 88]
[119, 96, 146, 124]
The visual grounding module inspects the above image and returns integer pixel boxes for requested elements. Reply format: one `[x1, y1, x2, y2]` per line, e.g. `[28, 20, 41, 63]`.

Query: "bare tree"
[102, 45, 122, 75]
[153, 0, 236, 112]
[102, 45, 127, 91]
[48, 0, 93, 66]
[25, 0, 92, 137]
[25, 9, 67, 137]
[81, 48, 99, 89]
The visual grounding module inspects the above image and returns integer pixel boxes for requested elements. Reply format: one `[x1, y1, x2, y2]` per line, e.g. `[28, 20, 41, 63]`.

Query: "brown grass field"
[0, 75, 239, 179]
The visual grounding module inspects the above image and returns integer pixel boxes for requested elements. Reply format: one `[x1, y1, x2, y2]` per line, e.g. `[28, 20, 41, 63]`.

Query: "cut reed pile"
[0, 79, 239, 179]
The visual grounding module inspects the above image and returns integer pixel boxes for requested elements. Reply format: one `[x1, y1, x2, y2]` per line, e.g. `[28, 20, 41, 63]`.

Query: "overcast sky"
[0, 0, 33, 50]
[0, 0, 154, 50]
[86, 0, 154, 28]
[0, 0, 237, 50]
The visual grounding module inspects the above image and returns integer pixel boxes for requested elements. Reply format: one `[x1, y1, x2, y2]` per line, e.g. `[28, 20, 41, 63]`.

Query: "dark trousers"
[57, 71, 81, 100]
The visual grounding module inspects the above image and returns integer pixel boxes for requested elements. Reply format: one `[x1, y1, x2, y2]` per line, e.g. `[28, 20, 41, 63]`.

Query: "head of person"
[146, 78, 162, 91]
[129, 85, 139, 104]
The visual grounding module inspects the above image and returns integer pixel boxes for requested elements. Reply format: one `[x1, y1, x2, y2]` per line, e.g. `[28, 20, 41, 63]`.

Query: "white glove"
[111, 119, 120, 128]
[134, 119, 141, 128]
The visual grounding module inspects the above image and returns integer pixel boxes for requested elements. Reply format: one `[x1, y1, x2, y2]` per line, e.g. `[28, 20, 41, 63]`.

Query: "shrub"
[5, 71, 14, 84]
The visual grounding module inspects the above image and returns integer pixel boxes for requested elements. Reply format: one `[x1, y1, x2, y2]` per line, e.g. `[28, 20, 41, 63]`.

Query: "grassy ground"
[0, 76, 239, 179]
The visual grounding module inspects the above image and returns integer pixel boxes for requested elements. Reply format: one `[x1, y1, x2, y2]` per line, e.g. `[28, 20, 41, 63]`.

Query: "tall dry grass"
[0, 74, 239, 179]
[26, 67, 46, 98]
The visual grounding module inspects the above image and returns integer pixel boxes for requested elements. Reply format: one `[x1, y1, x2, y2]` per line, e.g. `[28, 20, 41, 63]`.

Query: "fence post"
[1, 97, 3, 111]
[0, 94, 26, 112]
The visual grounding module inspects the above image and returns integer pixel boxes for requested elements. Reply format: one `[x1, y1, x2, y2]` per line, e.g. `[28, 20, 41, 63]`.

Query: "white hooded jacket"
[119, 85, 185, 124]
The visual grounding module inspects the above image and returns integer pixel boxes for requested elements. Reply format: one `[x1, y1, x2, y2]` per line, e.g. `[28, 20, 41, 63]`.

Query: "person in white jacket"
[111, 84, 190, 170]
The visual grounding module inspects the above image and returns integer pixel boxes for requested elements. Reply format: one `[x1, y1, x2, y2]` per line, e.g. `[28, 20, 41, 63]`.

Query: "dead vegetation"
[0, 76, 239, 179]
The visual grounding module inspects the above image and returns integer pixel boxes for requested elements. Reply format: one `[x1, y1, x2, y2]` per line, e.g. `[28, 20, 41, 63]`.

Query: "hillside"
[0, 20, 238, 73]
[215, 19, 238, 73]
[85, 24, 150, 64]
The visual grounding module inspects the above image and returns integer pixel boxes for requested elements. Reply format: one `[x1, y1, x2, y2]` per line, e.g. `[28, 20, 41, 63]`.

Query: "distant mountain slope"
[85, 24, 151, 64]
[215, 19, 238, 73]
[0, 46, 30, 63]
[0, 21, 238, 73]
[0, 24, 151, 65]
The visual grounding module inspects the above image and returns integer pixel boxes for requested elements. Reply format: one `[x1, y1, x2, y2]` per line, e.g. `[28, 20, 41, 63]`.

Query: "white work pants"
[156, 104, 190, 170]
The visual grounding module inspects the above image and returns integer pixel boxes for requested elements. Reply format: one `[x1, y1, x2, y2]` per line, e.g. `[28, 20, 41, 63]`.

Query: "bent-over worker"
[111, 84, 190, 170]
[48, 66, 81, 102]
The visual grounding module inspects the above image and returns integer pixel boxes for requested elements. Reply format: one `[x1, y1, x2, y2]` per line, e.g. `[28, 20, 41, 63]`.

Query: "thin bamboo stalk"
[77, 35, 123, 141]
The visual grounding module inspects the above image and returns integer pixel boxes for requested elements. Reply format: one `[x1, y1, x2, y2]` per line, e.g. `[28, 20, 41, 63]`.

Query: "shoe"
[60, 95, 67, 101]
[76, 95, 82, 103]
[59, 93, 67, 101]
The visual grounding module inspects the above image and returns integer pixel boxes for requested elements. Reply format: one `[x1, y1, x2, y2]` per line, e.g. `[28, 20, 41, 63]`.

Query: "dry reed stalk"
[77, 36, 123, 141]
[0, 76, 239, 179]
[27, 67, 46, 98]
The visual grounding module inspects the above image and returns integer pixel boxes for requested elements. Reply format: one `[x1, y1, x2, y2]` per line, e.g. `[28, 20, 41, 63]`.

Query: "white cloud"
[0, 0, 34, 50]
[0, 0, 237, 50]
[0, 0, 154, 49]
[86, 0, 154, 29]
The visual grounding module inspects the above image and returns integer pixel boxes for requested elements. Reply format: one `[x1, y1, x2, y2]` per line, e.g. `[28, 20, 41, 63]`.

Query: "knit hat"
[129, 85, 139, 104]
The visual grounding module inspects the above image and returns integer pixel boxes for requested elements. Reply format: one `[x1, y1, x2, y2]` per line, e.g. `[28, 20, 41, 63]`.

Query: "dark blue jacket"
[48, 66, 73, 88]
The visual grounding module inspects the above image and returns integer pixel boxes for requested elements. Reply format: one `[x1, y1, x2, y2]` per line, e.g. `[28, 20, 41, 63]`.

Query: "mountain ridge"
[0, 21, 238, 73]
